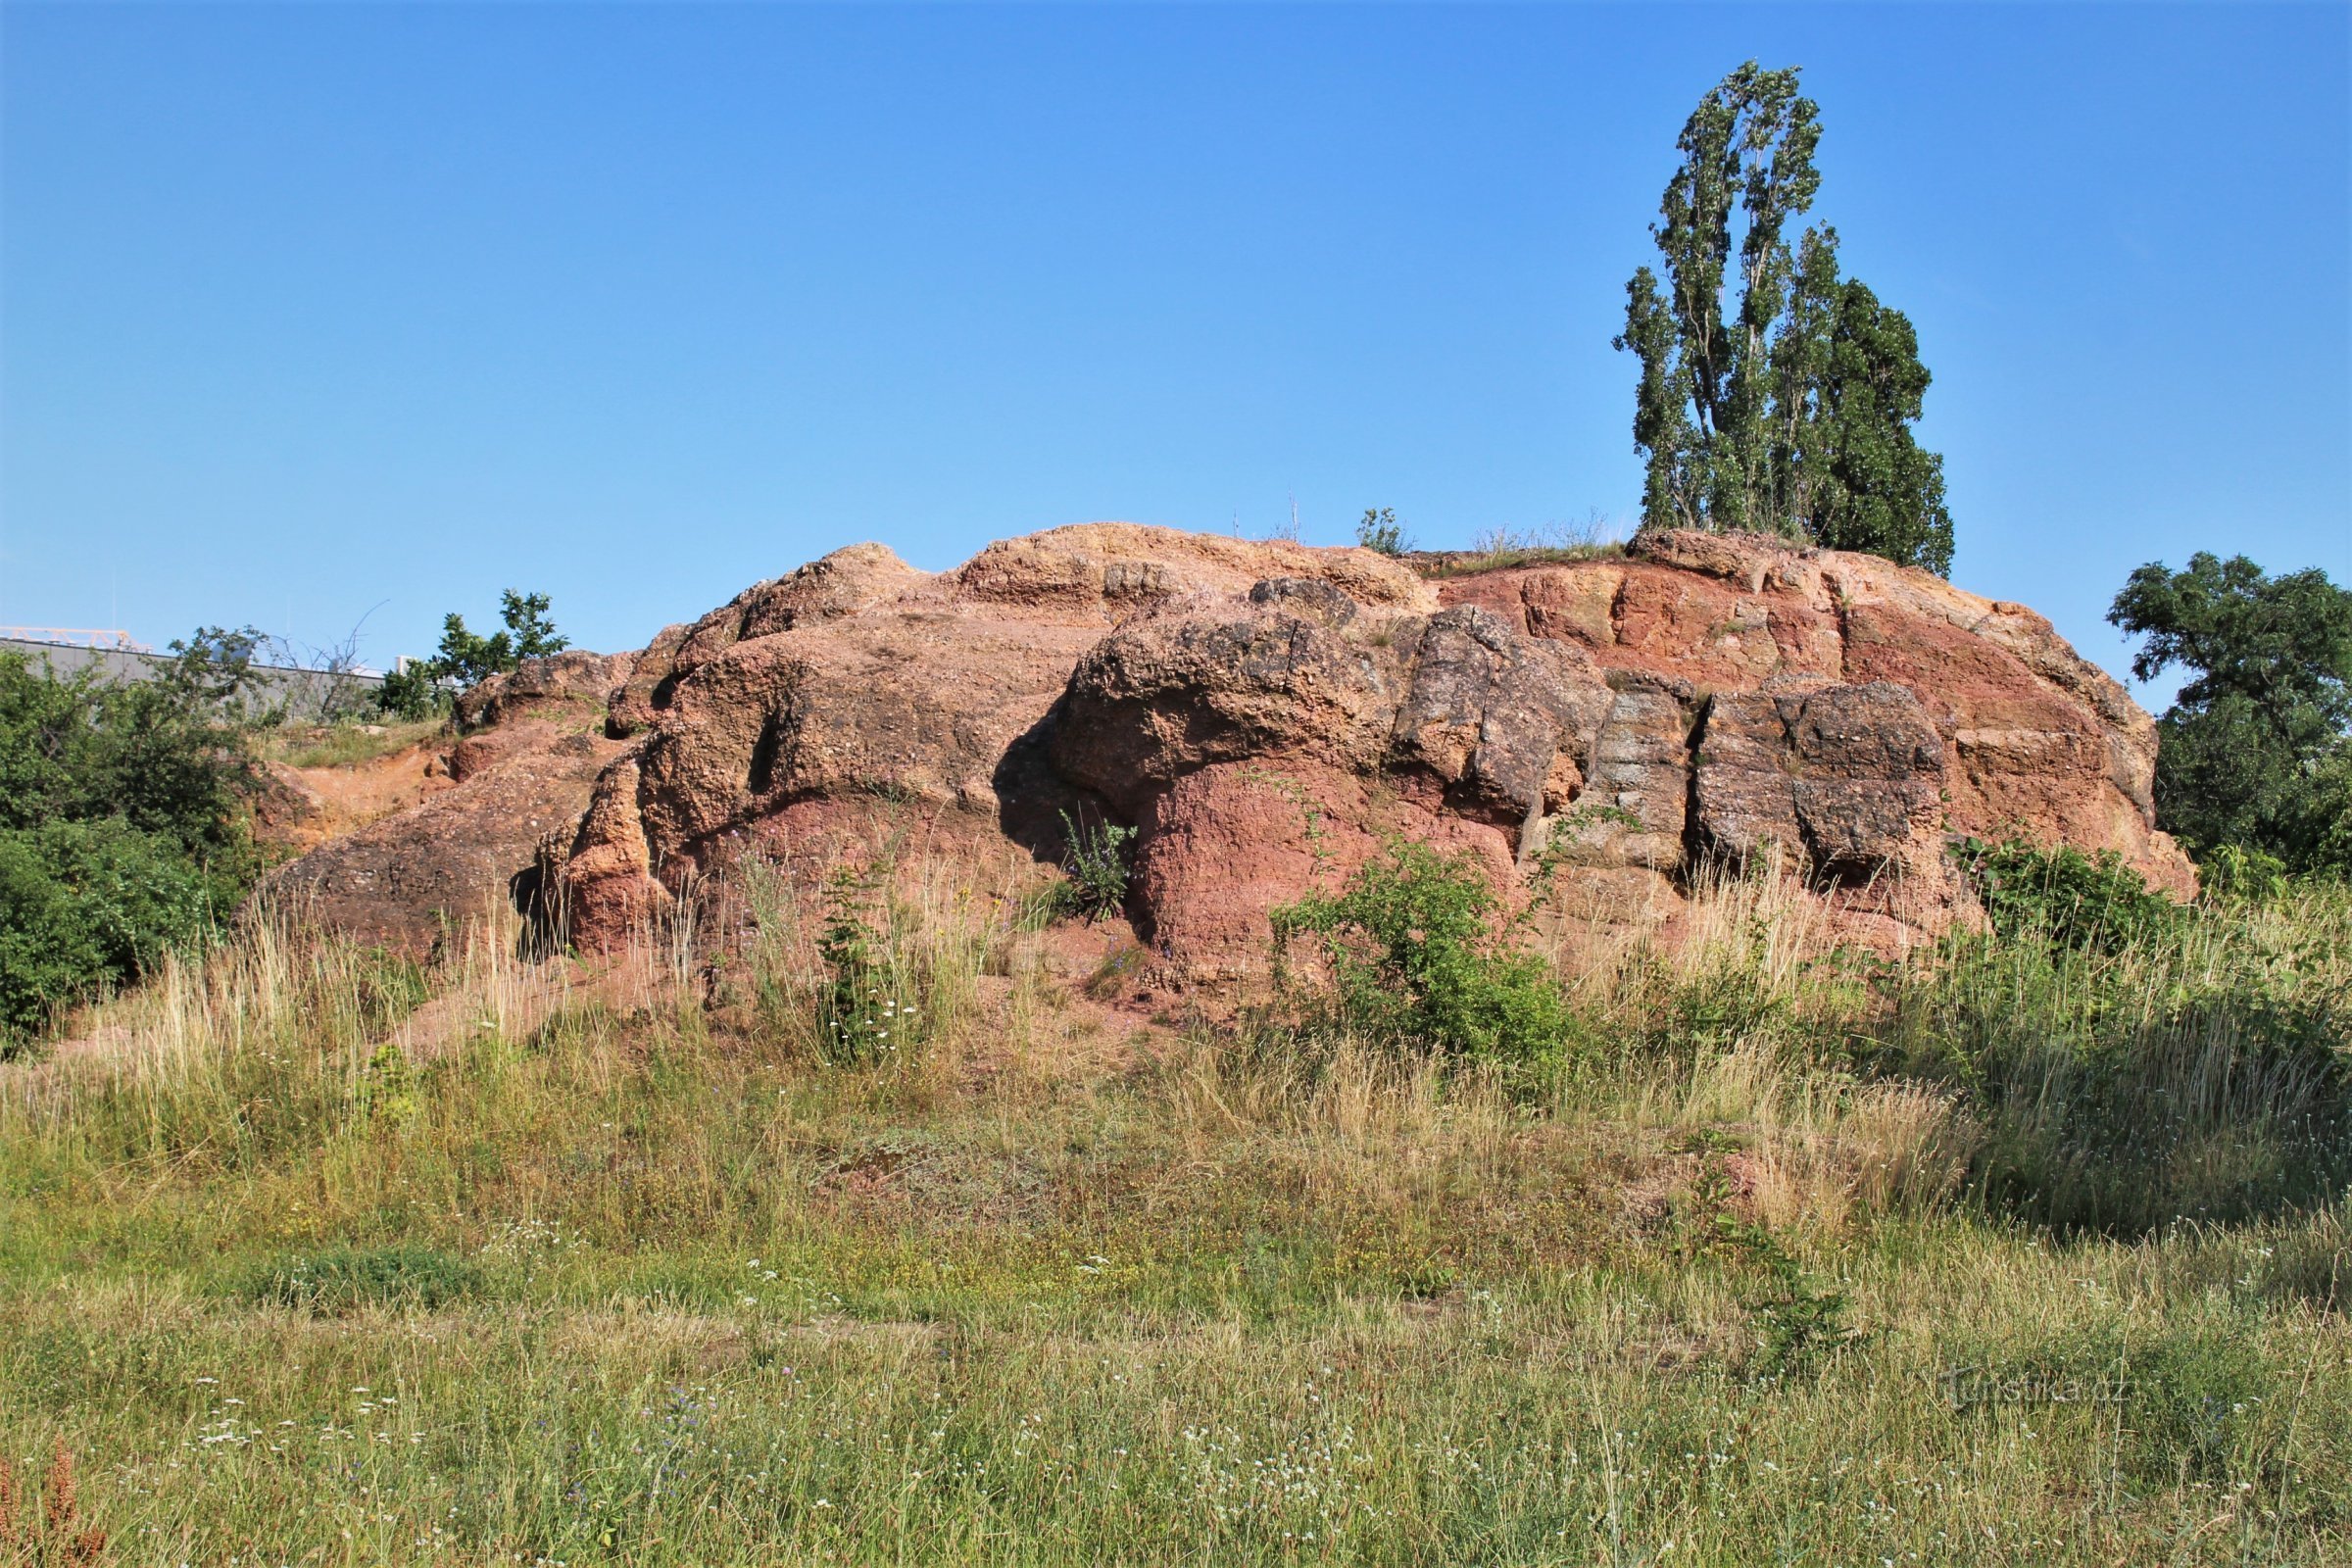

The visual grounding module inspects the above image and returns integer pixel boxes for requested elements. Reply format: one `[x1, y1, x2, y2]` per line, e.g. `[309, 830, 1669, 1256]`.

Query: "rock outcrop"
[267, 661, 630, 953]
[270, 522, 2194, 970]
[1440, 530, 2192, 906]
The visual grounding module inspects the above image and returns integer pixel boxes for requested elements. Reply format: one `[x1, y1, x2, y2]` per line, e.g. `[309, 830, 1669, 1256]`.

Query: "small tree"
[378, 589, 568, 715]
[2109, 554, 2352, 874]
[1616, 62, 1952, 574]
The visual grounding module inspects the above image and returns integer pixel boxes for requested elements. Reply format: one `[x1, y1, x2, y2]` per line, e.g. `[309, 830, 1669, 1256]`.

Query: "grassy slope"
[1, 869, 2347, 1566]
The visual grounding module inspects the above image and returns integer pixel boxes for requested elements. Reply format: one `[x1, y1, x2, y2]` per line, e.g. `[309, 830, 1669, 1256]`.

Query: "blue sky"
[3, 3, 2345, 703]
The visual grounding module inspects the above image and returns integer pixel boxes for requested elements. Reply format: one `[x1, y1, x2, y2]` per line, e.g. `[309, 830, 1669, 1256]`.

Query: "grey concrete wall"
[1, 638, 387, 721]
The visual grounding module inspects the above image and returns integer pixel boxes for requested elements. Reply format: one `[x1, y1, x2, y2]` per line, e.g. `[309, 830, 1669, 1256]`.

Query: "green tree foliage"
[376, 590, 569, 718]
[1616, 62, 1953, 575]
[2108, 554, 2352, 875]
[0, 636, 270, 1043]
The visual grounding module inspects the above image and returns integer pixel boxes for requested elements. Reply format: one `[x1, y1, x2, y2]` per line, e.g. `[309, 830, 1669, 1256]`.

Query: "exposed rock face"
[268, 714, 626, 954]
[607, 544, 926, 739]
[455, 650, 638, 732]
[1046, 599, 1611, 970]
[270, 522, 2193, 969]
[560, 525, 1433, 951]
[1442, 529, 2194, 906]
[268, 656, 634, 953]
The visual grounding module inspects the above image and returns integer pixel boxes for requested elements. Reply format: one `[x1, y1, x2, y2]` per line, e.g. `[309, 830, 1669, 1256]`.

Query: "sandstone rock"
[1440, 528, 2194, 901]
[456, 650, 638, 731]
[1050, 594, 1611, 973]
[608, 544, 927, 738]
[1548, 673, 1694, 871]
[560, 527, 1442, 951]
[953, 522, 1434, 622]
[270, 521, 2192, 974]
[1691, 682, 1946, 884]
[268, 721, 626, 955]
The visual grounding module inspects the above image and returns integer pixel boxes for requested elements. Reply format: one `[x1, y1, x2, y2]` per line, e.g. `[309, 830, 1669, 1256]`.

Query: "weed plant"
[1051, 808, 1136, 922]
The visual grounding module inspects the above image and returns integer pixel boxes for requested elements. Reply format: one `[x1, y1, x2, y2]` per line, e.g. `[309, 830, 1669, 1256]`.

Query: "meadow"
[2, 856, 2347, 1566]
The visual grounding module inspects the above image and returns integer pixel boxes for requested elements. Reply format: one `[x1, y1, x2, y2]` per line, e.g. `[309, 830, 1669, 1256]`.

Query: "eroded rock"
[272, 522, 2193, 972]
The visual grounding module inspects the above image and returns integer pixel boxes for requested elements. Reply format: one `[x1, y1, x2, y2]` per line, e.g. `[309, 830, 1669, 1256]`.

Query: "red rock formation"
[269, 522, 2193, 969]
[1442, 529, 2192, 906]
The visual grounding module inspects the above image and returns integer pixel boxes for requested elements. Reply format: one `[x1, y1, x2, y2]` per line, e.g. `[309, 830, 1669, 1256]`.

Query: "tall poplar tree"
[1616, 63, 1954, 575]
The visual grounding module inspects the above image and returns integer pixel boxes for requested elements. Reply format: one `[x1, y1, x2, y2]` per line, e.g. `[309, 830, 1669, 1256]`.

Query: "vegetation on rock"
[377, 588, 568, 717]
[1616, 62, 1954, 574]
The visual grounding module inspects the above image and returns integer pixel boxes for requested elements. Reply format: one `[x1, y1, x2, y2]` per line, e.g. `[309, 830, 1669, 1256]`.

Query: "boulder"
[456, 650, 637, 732]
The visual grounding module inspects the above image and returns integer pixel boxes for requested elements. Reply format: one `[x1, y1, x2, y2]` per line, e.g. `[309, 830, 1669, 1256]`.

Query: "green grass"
[1, 871, 2347, 1564]
[262, 717, 448, 770]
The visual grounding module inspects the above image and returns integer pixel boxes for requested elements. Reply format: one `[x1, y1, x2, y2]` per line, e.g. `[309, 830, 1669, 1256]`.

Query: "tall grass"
[1886, 880, 2352, 1233]
[1, 860, 2346, 1562]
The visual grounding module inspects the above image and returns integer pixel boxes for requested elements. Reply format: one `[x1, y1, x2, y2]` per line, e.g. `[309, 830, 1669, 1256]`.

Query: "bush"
[1953, 836, 2180, 956]
[373, 660, 448, 721]
[1354, 508, 1411, 556]
[0, 820, 231, 1040]
[0, 642, 267, 1048]
[2197, 842, 2291, 903]
[1271, 839, 1568, 1069]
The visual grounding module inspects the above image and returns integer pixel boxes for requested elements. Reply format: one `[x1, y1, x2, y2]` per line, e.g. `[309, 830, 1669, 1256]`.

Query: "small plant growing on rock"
[1053, 808, 1136, 923]
[1355, 508, 1411, 556]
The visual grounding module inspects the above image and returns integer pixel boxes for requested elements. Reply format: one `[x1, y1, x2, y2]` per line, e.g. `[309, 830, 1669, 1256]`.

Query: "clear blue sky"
[4, 3, 2345, 704]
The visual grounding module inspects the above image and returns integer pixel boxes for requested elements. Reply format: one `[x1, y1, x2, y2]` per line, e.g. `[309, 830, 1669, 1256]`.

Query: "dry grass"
[1, 862, 2347, 1562]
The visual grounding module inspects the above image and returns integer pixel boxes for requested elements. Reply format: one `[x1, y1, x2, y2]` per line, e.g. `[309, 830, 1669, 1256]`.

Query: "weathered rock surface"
[455, 650, 638, 732]
[561, 525, 1433, 950]
[1442, 529, 2194, 904]
[270, 522, 2193, 969]
[267, 713, 625, 954]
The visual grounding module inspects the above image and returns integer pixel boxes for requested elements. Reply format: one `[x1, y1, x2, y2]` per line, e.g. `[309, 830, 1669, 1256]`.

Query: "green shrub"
[814, 865, 921, 1066]
[1271, 839, 1568, 1070]
[0, 820, 230, 1041]
[245, 1245, 485, 1315]
[1953, 836, 2181, 956]
[373, 660, 449, 721]
[2197, 841, 2291, 903]
[1052, 808, 1136, 922]
[1888, 890, 2352, 1235]
[0, 642, 267, 1048]
[1354, 508, 1411, 556]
